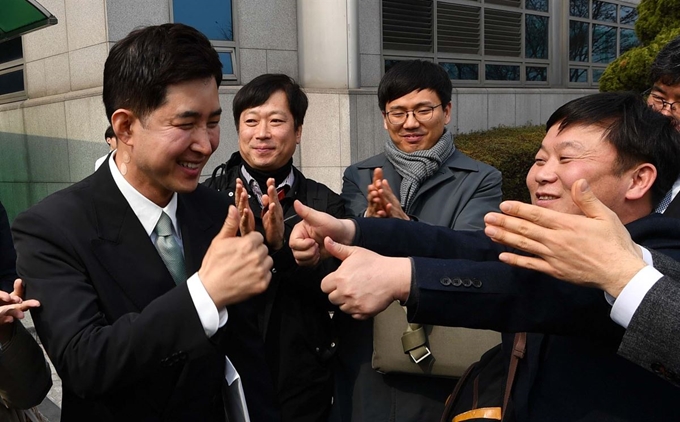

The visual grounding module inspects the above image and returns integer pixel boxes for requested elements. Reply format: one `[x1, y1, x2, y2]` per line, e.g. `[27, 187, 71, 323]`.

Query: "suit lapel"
[177, 193, 217, 276]
[90, 166, 178, 310]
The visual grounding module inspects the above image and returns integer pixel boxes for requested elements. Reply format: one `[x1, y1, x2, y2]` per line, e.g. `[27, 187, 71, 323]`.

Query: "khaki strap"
[452, 407, 502, 422]
[401, 322, 432, 363]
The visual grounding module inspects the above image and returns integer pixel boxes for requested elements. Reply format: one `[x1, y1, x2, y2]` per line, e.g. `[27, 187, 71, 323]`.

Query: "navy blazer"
[355, 213, 680, 421]
[12, 164, 279, 421]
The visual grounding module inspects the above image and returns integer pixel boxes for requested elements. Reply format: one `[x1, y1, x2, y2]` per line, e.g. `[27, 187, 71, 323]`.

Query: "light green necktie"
[153, 212, 186, 285]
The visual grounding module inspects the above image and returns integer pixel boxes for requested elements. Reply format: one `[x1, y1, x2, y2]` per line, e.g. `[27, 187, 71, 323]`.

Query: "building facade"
[0, 0, 639, 220]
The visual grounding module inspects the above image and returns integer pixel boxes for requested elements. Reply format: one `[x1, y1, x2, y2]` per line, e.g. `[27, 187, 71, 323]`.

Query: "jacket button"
[472, 279, 482, 288]
[228, 191, 234, 197]
[462, 279, 472, 287]
[452, 278, 462, 287]
[440, 277, 452, 286]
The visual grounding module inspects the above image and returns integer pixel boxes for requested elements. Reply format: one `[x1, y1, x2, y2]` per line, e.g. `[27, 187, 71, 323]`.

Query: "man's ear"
[295, 125, 303, 144]
[443, 102, 452, 125]
[625, 163, 657, 201]
[111, 109, 136, 147]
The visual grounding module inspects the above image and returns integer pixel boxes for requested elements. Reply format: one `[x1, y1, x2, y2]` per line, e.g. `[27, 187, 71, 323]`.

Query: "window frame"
[169, 0, 239, 84]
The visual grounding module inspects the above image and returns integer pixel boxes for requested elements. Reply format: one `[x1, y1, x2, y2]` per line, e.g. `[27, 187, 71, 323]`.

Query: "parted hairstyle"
[103, 23, 222, 123]
[546, 91, 680, 207]
[232, 74, 308, 130]
[650, 35, 680, 87]
[377, 60, 452, 112]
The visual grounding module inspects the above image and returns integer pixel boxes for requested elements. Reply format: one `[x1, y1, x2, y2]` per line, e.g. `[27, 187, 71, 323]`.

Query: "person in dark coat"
[205, 73, 345, 422]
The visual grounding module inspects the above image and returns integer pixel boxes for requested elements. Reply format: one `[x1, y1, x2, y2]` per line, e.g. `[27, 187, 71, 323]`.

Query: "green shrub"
[635, 0, 680, 45]
[455, 125, 545, 203]
[600, 27, 680, 92]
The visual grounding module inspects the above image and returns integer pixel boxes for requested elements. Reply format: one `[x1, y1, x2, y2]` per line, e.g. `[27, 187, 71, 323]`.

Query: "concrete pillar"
[297, 0, 360, 89]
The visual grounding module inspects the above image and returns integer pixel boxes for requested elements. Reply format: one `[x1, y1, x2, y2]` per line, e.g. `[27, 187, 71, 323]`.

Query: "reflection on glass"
[526, 0, 548, 12]
[485, 64, 520, 81]
[592, 24, 616, 63]
[620, 29, 640, 55]
[173, 0, 233, 41]
[526, 66, 548, 82]
[569, 21, 589, 62]
[593, 68, 605, 83]
[0, 38, 22, 64]
[592, 1, 616, 23]
[620, 6, 637, 25]
[0, 69, 24, 96]
[570, 68, 588, 83]
[440, 62, 479, 80]
[217, 52, 233, 74]
[570, 0, 588, 18]
[526, 15, 548, 59]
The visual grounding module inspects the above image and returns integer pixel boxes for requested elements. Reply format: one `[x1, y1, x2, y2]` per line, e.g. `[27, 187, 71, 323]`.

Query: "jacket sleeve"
[451, 167, 503, 231]
[618, 250, 680, 386]
[0, 322, 52, 409]
[0, 202, 17, 293]
[340, 165, 369, 218]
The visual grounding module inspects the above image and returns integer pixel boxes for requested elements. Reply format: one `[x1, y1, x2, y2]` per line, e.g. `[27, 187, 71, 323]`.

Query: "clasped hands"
[289, 201, 411, 319]
[365, 168, 409, 220]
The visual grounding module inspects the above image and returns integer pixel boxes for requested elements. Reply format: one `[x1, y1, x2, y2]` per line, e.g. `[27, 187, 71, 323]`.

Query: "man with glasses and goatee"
[645, 35, 680, 217]
[334, 59, 502, 422]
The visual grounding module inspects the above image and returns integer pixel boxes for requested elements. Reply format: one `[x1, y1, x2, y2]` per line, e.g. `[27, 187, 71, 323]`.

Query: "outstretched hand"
[235, 178, 255, 236]
[365, 168, 409, 220]
[289, 200, 356, 266]
[320, 237, 411, 319]
[261, 178, 285, 251]
[0, 279, 41, 325]
[483, 179, 644, 297]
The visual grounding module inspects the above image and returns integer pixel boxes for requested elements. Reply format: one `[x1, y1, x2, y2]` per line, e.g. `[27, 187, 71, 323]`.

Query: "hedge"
[455, 125, 546, 204]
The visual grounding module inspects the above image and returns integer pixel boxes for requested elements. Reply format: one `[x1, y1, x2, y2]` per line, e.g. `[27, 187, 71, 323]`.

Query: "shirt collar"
[108, 151, 180, 237]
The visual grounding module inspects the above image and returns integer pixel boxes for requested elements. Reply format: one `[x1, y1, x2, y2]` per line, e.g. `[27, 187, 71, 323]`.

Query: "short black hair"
[232, 74, 308, 129]
[650, 35, 680, 87]
[104, 125, 115, 141]
[546, 92, 680, 207]
[378, 60, 452, 111]
[103, 23, 222, 123]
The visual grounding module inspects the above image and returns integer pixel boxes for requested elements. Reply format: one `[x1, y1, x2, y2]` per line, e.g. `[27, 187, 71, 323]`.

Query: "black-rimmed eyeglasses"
[384, 104, 443, 125]
[644, 88, 680, 117]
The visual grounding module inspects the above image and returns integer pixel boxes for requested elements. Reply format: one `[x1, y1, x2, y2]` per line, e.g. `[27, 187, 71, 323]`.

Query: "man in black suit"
[12, 24, 278, 421]
[289, 92, 680, 420]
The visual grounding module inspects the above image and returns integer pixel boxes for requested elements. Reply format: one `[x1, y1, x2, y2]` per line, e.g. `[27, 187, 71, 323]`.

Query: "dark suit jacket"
[354, 213, 680, 421]
[0, 201, 17, 293]
[619, 249, 680, 386]
[11, 165, 279, 421]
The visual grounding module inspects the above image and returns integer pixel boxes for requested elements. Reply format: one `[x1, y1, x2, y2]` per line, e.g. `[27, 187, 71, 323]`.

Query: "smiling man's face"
[526, 123, 635, 218]
[382, 89, 451, 153]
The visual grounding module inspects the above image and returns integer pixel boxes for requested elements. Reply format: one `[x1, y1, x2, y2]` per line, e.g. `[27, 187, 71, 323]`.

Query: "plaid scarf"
[384, 129, 455, 213]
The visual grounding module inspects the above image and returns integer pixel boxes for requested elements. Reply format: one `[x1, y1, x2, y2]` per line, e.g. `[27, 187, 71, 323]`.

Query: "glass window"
[592, 24, 616, 63]
[569, 21, 590, 62]
[620, 28, 639, 55]
[570, 0, 589, 18]
[592, 1, 616, 23]
[172, 0, 237, 81]
[593, 68, 605, 82]
[440, 62, 479, 80]
[172, 0, 233, 41]
[0, 37, 25, 102]
[526, 0, 548, 12]
[620, 6, 637, 25]
[526, 14, 548, 59]
[570, 67, 589, 82]
[486, 64, 520, 81]
[526, 66, 548, 82]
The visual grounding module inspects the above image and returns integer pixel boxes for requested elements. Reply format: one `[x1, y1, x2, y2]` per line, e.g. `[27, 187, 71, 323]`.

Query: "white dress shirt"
[609, 246, 663, 329]
[107, 153, 250, 421]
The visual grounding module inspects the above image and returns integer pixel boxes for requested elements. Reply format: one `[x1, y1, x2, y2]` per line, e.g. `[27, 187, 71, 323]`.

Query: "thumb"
[571, 179, 610, 220]
[12, 278, 24, 298]
[324, 237, 353, 261]
[294, 199, 320, 224]
[218, 205, 240, 238]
